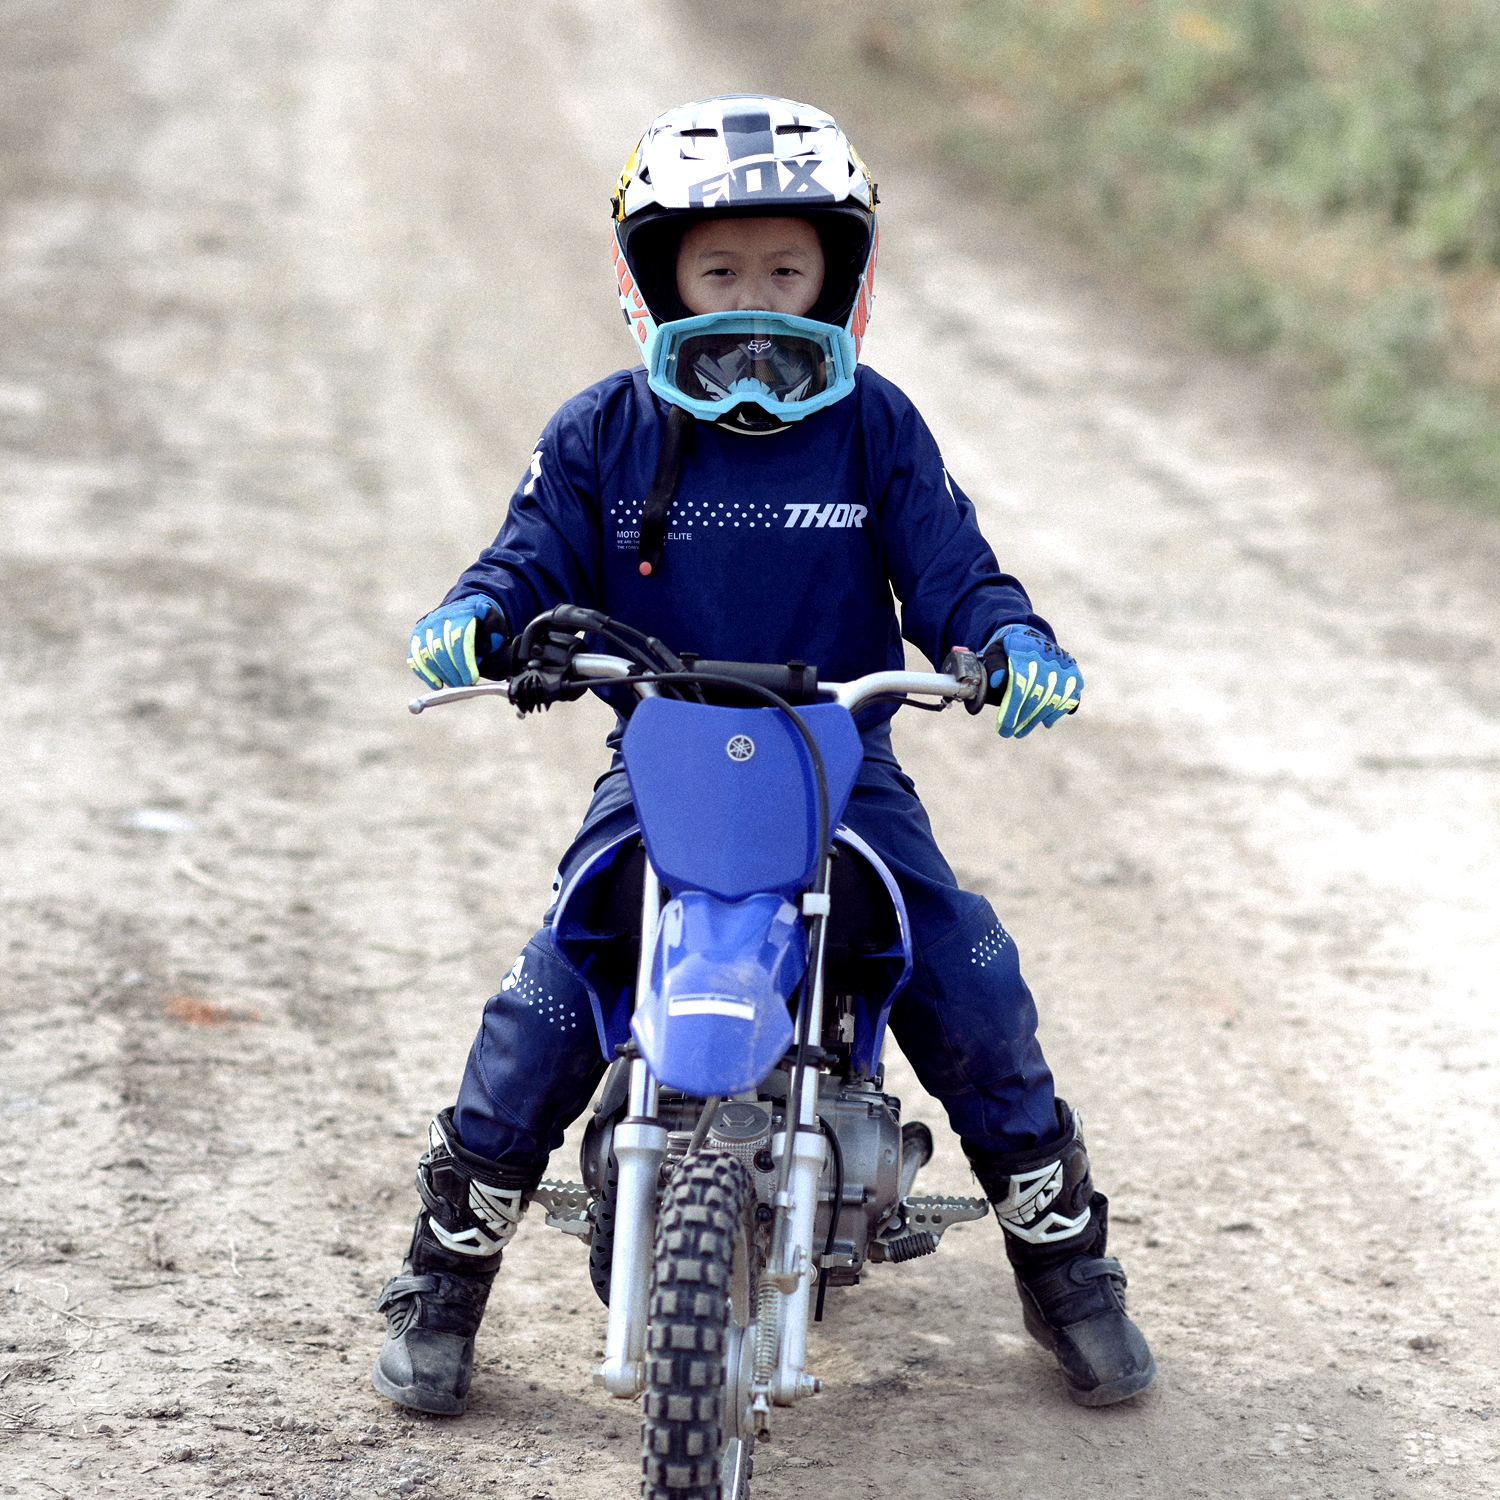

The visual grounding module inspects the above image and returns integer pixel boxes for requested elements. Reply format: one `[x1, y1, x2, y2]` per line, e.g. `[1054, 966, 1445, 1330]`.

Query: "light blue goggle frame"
[645, 310, 858, 423]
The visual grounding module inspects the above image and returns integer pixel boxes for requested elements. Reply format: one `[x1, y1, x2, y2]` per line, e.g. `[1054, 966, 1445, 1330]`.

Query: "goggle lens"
[667, 332, 830, 407]
[646, 312, 856, 423]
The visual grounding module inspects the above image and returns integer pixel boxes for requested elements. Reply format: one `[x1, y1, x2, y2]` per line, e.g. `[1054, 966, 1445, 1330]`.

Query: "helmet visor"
[647, 311, 857, 423]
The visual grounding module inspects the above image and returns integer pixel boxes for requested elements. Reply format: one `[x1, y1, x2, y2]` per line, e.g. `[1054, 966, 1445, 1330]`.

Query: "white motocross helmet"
[610, 96, 878, 433]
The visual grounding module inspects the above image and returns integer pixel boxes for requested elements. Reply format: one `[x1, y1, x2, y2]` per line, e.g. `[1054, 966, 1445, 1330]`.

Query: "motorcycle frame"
[409, 654, 980, 1420]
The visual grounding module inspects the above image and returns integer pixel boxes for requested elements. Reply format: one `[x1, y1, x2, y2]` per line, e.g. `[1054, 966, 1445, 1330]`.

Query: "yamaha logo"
[726, 735, 755, 762]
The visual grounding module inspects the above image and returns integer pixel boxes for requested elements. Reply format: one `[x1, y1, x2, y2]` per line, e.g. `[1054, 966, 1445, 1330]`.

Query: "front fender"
[631, 891, 805, 1096]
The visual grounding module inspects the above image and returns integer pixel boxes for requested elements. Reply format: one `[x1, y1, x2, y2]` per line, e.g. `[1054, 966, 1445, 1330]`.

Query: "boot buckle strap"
[1068, 1255, 1126, 1288]
[375, 1274, 440, 1313]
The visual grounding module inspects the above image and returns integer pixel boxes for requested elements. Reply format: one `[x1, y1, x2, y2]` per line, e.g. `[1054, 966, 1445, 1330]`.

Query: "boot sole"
[370, 1360, 467, 1417]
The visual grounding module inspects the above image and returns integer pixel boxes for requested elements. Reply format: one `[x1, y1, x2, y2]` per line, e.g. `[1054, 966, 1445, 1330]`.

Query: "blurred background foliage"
[855, 0, 1500, 502]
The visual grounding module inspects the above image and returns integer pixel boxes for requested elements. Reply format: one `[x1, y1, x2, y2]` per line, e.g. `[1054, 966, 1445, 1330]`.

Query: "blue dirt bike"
[409, 605, 993, 1500]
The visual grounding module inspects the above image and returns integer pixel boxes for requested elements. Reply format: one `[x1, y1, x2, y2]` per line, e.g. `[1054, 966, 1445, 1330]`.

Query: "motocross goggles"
[646, 311, 858, 424]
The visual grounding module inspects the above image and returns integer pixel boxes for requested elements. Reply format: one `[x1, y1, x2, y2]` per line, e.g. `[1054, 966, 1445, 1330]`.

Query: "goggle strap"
[637, 404, 696, 578]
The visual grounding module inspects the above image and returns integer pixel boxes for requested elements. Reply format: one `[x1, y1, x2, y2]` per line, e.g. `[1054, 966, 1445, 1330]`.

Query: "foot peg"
[871, 1120, 988, 1262]
[871, 1193, 990, 1262]
[531, 1180, 592, 1240]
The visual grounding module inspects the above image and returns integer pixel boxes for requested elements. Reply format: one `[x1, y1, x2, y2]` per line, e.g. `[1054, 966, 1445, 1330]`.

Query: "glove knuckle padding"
[460, 618, 479, 682]
[407, 596, 502, 688]
[409, 634, 442, 687]
[984, 624, 1084, 737]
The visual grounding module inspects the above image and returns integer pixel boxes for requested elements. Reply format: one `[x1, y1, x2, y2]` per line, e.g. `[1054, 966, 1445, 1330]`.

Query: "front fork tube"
[768, 1112, 826, 1406]
[596, 861, 665, 1399]
[759, 910, 831, 1411]
[596, 863, 831, 1417]
[596, 1064, 664, 1397]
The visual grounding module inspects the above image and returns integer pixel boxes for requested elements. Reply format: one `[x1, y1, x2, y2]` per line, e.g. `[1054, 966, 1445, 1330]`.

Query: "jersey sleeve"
[864, 378, 1053, 663]
[436, 389, 612, 666]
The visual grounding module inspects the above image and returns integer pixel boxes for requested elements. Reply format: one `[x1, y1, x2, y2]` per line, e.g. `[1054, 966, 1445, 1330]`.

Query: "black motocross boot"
[967, 1100, 1156, 1407]
[371, 1109, 533, 1416]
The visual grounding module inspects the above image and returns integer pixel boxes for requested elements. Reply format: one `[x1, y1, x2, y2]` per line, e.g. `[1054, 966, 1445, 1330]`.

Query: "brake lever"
[407, 682, 512, 715]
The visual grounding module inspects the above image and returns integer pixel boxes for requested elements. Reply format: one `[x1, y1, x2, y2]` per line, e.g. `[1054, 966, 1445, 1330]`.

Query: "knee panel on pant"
[920, 903, 1039, 1062]
[890, 900, 1057, 1151]
[491, 934, 595, 1041]
[453, 933, 607, 1171]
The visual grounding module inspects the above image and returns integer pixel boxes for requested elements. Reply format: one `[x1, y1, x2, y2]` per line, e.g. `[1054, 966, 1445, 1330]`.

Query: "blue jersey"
[442, 365, 1051, 722]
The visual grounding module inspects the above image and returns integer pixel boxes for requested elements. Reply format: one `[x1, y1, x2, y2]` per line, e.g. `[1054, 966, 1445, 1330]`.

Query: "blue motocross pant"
[453, 723, 1058, 1180]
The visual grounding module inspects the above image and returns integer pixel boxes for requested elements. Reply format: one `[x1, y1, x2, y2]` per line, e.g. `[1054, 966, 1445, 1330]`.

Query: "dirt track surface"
[2, 3, 1498, 1497]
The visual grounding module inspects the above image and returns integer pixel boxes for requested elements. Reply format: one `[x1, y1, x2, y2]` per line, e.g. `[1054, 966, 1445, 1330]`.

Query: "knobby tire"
[641, 1152, 756, 1500]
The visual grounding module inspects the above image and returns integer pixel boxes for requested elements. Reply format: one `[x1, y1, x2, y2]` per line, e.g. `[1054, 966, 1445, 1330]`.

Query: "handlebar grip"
[689, 660, 820, 705]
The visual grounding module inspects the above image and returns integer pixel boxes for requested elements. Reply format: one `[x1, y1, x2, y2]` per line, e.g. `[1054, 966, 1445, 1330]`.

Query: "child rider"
[373, 95, 1156, 1418]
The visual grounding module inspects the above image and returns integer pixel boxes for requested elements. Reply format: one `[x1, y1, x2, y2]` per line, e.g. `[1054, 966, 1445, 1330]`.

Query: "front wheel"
[642, 1152, 757, 1500]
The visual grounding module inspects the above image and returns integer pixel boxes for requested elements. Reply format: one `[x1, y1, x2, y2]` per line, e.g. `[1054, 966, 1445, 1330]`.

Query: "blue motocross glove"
[981, 624, 1083, 739]
[407, 596, 505, 689]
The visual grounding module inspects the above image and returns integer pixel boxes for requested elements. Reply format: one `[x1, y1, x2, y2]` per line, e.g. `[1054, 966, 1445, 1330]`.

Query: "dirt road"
[2, 3, 1497, 1497]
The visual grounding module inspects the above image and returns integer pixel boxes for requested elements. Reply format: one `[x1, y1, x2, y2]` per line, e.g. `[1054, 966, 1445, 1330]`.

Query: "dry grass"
[837, 0, 1500, 503]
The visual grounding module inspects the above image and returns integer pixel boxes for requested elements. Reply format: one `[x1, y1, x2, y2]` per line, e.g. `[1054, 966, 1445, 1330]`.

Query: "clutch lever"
[408, 682, 512, 715]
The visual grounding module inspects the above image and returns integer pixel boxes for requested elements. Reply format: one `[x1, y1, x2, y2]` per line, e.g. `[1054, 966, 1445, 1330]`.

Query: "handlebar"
[408, 653, 985, 716]
[825, 669, 978, 712]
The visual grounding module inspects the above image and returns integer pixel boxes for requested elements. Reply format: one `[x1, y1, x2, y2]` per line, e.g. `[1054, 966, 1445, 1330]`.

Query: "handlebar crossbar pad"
[689, 660, 820, 707]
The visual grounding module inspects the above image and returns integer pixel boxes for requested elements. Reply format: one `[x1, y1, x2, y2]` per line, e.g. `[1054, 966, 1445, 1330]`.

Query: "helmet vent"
[722, 111, 773, 159]
[676, 128, 719, 138]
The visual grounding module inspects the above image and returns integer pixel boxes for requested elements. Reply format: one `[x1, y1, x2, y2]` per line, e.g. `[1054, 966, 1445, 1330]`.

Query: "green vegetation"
[871, 0, 1500, 501]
